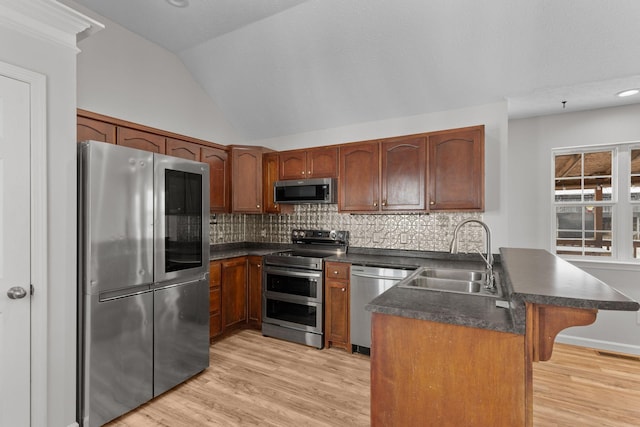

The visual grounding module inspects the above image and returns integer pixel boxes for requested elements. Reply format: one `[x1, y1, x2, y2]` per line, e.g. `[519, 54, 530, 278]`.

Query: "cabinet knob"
[382, 201, 387, 206]
[257, 204, 261, 208]
[333, 270, 339, 275]
[302, 171, 305, 175]
[308, 170, 311, 175]
[429, 201, 435, 205]
[257, 264, 261, 268]
[373, 202, 378, 207]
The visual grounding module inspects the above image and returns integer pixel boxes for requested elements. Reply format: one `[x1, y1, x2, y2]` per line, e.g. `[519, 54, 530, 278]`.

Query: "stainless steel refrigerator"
[77, 140, 210, 427]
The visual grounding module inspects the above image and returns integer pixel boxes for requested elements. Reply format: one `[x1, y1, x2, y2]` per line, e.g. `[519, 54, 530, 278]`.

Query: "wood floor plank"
[105, 330, 640, 427]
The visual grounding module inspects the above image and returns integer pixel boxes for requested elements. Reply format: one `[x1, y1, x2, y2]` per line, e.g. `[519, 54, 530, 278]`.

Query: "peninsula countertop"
[365, 247, 639, 335]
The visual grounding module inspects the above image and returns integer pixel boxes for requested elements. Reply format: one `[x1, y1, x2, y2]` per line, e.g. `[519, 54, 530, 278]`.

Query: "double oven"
[262, 229, 349, 349]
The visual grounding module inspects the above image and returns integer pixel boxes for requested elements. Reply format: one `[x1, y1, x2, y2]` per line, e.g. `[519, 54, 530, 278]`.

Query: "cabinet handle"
[257, 204, 261, 208]
[302, 171, 305, 175]
[373, 202, 378, 207]
[341, 287, 345, 292]
[382, 200, 387, 206]
[308, 170, 311, 175]
[429, 201, 435, 205]
[257, 264, 261, 268]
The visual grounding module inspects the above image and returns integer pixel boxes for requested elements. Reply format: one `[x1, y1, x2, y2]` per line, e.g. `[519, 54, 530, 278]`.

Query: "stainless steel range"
[262, 229, 349, 349]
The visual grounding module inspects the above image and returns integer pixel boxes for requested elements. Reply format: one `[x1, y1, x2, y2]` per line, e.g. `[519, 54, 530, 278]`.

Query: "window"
[553, 143, 640, 261]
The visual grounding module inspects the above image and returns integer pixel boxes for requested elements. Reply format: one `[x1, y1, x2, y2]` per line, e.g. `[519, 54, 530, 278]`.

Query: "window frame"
[552, 142, 640, 263]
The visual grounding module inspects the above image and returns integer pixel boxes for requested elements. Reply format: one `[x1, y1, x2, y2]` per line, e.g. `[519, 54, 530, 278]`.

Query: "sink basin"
[398, 267, 501, 297]
[418, 268, 486, 282]
[406, 277, 483, 293]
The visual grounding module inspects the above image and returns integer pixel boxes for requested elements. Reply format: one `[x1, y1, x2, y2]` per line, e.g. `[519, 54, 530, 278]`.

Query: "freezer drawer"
[153, 278, 210, 397]
[82, 291, 153, 427]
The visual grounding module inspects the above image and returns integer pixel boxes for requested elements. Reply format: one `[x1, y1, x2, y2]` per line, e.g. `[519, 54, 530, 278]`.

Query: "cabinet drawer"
[325, 262, 350, 280]
[209, 261, 221, 287]
[209, 288, 221, 313]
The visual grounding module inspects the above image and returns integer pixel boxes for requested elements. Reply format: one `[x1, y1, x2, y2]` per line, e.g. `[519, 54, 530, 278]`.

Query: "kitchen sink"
[418, 268, 486, 282]
[398, 267, 501, 297]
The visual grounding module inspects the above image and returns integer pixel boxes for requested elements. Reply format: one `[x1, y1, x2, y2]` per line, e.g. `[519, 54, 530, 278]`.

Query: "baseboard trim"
[556, 333, 640, 356]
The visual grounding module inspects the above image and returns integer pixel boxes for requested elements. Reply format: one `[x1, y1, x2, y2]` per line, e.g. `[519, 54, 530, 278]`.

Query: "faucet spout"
[449, 219, 494, 289]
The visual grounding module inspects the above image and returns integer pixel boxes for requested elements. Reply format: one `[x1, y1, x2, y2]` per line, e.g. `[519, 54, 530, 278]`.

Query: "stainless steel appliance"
[273, 177, 337, 204]
[77, 141, 210, 427]
[262, 229, 348, 348]
[350, 265, 415, 354]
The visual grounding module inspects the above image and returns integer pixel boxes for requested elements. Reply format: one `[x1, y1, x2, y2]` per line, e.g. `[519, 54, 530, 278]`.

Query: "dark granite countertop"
[363, 247, 639, 335]
[209, 243, 639, 335]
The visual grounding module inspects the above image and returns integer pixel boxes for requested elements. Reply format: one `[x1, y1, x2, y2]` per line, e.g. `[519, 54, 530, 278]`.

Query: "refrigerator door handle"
[99, 284, 152, 302]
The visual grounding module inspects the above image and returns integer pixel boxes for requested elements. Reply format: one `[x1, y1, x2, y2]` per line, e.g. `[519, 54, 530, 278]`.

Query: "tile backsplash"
[210, 205, 485, 254]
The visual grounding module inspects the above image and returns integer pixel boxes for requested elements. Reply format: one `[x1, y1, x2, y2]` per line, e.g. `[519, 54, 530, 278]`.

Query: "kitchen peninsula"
[366, 247, 640, 427]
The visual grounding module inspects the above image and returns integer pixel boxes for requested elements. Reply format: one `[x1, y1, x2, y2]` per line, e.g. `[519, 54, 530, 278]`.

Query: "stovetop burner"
[264, 229, 349, 270]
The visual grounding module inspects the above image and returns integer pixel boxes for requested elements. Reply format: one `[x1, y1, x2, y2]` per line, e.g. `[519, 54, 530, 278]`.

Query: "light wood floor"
[106, 329, 640, 427]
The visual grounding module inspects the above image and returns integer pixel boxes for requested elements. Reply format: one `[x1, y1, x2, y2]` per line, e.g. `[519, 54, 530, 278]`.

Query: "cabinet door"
[279, 150, 307, 180]
[77, 116, 116, 144]
[428, 127, 484, 211]
[201, 146, 230, 213]
[263, 152, 287, 214]
[381, 138, 426, 211]
[232, 148, 263, 213]
[117, 127, 166, 153]
[221, 257, 247, 330]
[339, 142, 380, 212]
[209, 261, 222, 339]
[307, 147, 338, 178]
[325, 279, 350, 350]
[247, 256, 263, 329]
[166, 138, 201, 161]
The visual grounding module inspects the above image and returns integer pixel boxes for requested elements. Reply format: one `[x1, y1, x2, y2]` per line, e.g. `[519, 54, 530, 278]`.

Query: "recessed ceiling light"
[166, 0, 189, 7]
[616, 89, 640, 98]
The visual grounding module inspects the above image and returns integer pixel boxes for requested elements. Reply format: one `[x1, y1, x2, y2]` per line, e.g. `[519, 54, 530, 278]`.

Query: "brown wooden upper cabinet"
[339, 137, 426, 212]
[117, 127, 166, 154]
[427, 126, 484, 211]
[77, 116, 116, 144]
[263, 152, 293, 214]
[166, 138, 200, 161]
[202, 146, 230, 213]
[231, 146, 264, 213]
[279, 147, 338, 180]
[339, 142, 380, 212]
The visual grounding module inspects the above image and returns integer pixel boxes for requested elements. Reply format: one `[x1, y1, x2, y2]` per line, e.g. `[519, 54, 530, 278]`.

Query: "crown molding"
[0, 0, 103, 51]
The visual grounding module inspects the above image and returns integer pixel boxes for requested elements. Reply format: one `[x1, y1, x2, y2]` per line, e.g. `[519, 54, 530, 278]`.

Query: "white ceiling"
[67, 0, 640, 140]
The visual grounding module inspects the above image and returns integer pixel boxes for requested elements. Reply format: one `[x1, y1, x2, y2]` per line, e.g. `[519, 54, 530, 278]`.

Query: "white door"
[0, 74, 31, 426]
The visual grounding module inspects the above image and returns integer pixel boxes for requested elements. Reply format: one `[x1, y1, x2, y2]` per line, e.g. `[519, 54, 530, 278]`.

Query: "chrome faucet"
[449, 219, 495, 289]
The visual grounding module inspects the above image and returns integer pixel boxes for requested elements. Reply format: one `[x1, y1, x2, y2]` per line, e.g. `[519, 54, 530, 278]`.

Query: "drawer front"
[209, 261, 221, 287]
[209, 288, 221, 313]
[325, 262, 350, 280]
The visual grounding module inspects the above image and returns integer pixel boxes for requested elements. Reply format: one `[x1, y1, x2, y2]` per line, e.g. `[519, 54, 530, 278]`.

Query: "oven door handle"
[264, 266, 322, 280]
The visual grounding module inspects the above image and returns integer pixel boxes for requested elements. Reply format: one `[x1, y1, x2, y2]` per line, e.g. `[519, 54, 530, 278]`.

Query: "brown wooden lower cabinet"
[210, 255, 264, 341]
[371, 313, 526, 427]
[247, 255, 263, 329]
[370, 304, 599, 426]
[324, 261, 351, 351]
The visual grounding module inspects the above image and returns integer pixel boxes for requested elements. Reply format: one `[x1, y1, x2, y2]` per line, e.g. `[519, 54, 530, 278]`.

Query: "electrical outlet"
[400, 233, 408, 244]
[260, 229, 267, 238]
[373, 232, 382, 243]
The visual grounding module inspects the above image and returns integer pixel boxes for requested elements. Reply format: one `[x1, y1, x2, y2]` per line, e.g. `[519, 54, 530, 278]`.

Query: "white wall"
[61, 0, 243, 146]
[0, 19, 79, 427]
[509, 104, 640, 354]
[250, 101, 510, 251]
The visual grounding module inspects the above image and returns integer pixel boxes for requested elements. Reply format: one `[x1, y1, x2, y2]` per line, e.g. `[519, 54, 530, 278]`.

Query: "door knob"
[7, 286, 27, 299]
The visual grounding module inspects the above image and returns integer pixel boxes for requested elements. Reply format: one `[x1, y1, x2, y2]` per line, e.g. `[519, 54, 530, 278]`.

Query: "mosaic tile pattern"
[210, 205, 485, 254]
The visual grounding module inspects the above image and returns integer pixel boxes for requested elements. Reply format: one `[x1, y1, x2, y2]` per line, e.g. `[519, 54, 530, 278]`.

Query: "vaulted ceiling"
[66, 0, 640, 141]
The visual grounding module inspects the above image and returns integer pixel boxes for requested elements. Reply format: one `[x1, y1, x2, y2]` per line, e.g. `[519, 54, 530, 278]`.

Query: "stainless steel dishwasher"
[350, 265, 415, 353]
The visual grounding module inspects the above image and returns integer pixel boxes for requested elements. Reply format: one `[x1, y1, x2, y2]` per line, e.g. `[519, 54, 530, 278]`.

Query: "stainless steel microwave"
[273, 177, 337, 204]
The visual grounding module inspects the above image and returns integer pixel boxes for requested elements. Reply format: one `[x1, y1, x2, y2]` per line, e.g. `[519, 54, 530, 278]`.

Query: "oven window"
[265, 299, 319, 328]
[265, 274, 318, 298]
[164, 169, 203, 273]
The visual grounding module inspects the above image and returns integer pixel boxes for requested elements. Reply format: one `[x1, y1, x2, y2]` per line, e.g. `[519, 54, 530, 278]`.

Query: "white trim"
[0, 60, 48, 427]
[0, 0, 103, 51]
[556, 333, 640, 356]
